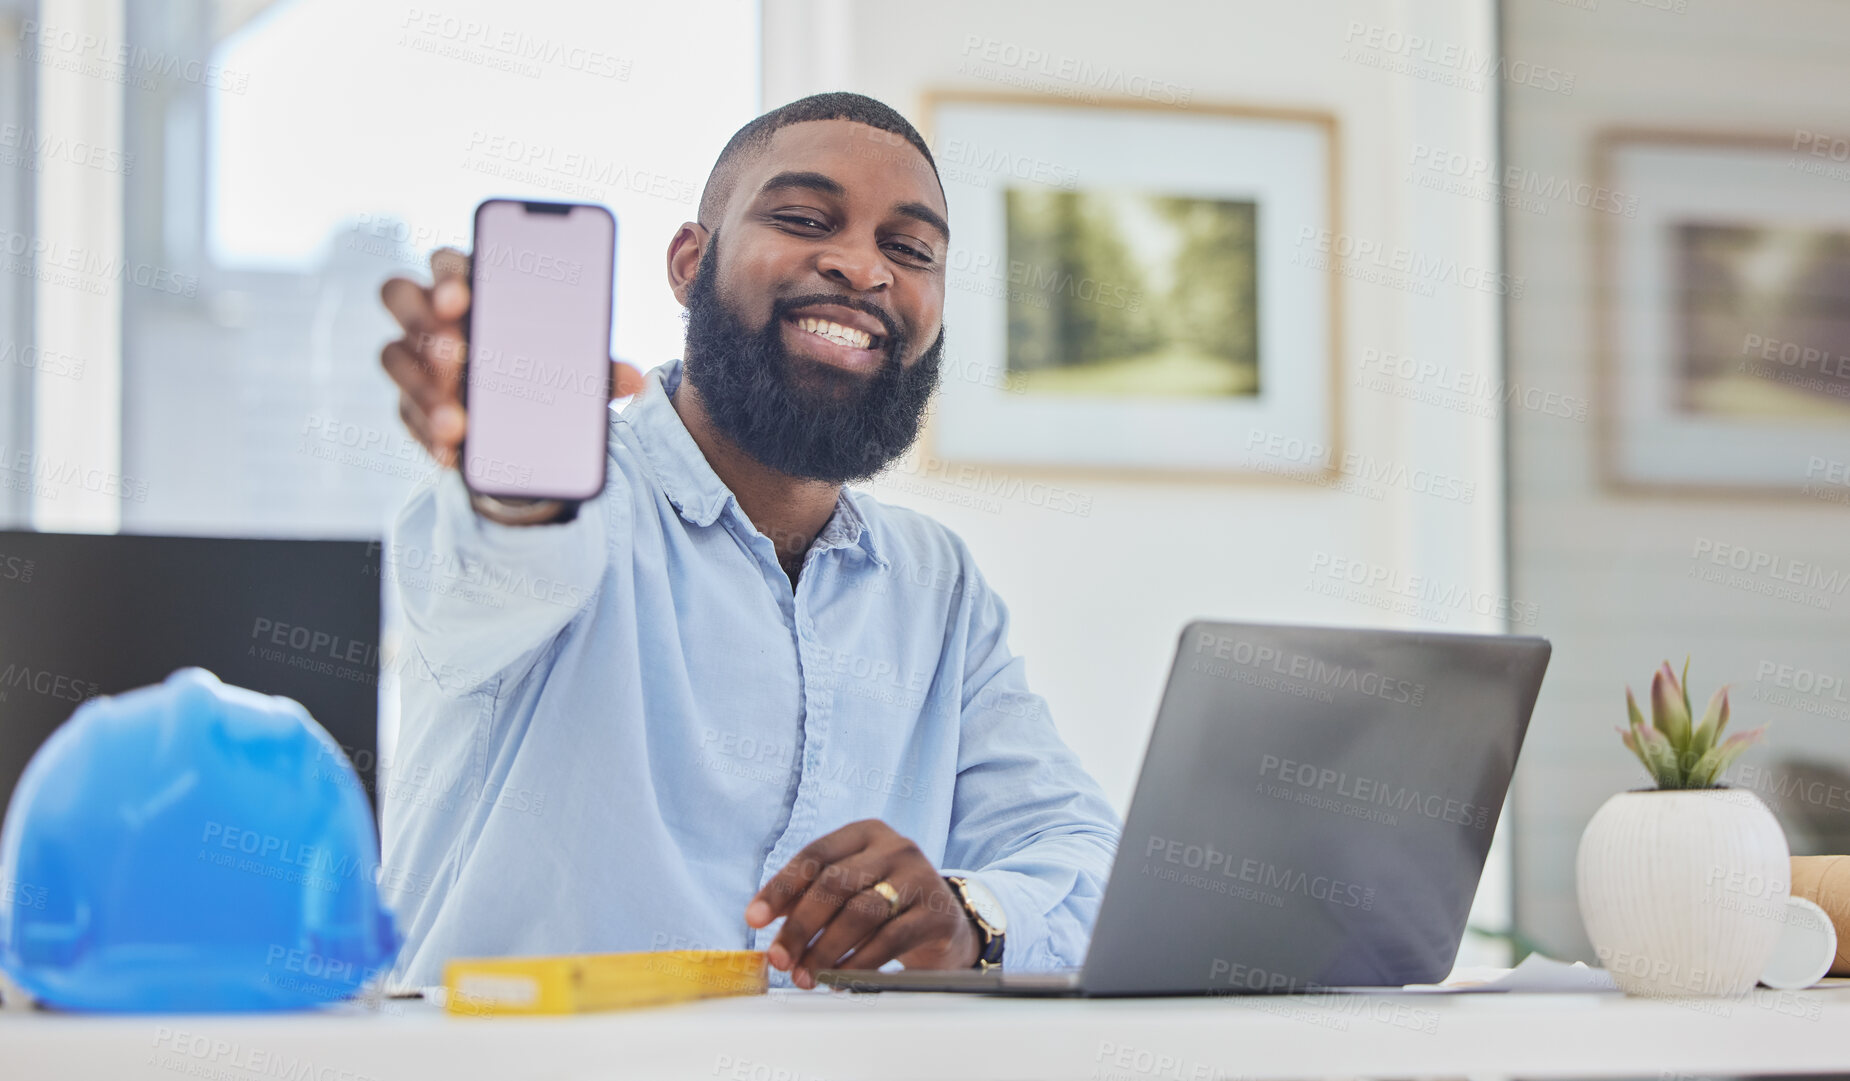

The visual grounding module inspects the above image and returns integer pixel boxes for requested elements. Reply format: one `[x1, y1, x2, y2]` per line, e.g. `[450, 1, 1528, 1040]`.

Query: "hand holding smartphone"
[378, 199, 644, 521]
[463, 199, 616, 502]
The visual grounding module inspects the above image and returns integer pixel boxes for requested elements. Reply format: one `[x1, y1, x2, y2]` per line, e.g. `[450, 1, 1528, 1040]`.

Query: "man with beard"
[375, 93, 1120, 992]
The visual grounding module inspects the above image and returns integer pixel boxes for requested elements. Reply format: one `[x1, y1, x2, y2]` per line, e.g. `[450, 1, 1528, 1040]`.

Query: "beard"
[679, 233, 943, 484]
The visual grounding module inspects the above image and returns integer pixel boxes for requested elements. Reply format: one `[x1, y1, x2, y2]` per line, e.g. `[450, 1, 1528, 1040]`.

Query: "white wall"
[762, 0, 1513, 959]
[1504, 0, 1850, 960]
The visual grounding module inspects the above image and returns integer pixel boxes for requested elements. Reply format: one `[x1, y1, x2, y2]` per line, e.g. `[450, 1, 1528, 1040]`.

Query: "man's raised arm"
[377, 247, 644, 696]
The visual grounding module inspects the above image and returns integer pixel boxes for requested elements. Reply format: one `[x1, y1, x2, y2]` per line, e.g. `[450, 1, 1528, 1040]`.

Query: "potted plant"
[1576, 660, 1785, 997]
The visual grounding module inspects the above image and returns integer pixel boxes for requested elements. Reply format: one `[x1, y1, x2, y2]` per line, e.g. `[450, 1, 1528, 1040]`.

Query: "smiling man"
[375, 92, 1121, 991]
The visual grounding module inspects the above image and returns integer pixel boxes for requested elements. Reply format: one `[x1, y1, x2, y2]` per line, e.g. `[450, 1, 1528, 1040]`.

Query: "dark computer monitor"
[0, 531, 381, 832]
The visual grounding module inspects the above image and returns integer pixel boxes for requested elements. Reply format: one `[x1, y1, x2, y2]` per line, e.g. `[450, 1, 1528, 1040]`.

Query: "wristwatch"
[468, 492, 579, 525]
[943, 875, 1006, 970]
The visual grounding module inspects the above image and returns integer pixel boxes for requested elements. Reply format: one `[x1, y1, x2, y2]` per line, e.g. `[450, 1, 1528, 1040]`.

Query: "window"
[4, 0, 759, 536]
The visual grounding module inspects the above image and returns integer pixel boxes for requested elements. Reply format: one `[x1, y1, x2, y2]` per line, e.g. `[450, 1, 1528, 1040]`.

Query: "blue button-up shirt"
[379, 357, 1122, 989]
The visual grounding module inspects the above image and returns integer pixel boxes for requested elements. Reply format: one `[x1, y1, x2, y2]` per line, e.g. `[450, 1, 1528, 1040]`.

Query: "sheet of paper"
[1403, 953, 1620, 993]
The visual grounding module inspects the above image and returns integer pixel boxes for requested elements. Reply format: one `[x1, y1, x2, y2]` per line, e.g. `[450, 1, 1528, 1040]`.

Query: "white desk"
[7, 986, 1850, 1081]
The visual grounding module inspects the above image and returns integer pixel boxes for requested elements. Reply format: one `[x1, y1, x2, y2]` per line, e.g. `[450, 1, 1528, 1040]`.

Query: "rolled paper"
[1790, 855, 1850, 976]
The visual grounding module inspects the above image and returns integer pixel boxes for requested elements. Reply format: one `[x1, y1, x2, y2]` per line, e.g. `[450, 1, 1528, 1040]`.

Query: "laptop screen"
[0, 531, 382, 833]
[1082, 621, 1549, 994]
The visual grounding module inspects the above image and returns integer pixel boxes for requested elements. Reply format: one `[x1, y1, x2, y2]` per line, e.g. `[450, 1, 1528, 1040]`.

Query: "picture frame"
[915, 91, 1341, 481]
[1596, 129, 1850, 496]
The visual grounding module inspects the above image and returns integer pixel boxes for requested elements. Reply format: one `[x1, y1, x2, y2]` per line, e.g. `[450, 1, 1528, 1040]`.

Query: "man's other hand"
[745, 819, 979, 988]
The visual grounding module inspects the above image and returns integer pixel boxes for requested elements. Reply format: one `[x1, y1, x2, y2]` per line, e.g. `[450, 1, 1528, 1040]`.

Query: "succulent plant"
[1618, 659, 1767, 789]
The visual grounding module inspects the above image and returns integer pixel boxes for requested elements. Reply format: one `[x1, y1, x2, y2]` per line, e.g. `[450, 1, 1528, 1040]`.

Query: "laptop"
[818, 619, 1551, 997]
[0, 531, 383, 831]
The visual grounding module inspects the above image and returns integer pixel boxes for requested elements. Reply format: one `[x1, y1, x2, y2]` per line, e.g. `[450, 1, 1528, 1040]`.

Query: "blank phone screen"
[463, 200, 616, 500]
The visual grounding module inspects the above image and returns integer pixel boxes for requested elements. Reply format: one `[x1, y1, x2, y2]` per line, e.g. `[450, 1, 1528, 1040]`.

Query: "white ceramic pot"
[1577, 788, 1790, 997]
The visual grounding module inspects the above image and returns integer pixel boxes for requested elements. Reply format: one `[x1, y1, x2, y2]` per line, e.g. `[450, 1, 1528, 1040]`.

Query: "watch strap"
[944, 875, 1005, 970]
[469, 492, 580, 525]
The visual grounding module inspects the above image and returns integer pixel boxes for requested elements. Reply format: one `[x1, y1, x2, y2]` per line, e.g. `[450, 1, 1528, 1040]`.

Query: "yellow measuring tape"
[442, 949, 768, 1015]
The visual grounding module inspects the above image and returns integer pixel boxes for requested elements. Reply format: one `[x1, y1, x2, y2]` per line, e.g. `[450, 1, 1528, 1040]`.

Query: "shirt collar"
[618, 358, 889, 571]
[825, 487, 889, 571]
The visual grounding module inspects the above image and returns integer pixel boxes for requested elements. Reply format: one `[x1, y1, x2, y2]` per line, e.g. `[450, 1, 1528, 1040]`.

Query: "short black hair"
[696, 91, 942, 228]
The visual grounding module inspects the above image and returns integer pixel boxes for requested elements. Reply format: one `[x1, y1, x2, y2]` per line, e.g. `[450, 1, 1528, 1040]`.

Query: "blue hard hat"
[0, 667, 399, 1011]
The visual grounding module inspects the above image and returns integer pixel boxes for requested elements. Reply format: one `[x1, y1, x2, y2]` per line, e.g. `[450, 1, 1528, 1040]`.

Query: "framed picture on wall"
[917, 91, 1340, 479]
[1598, 130, 1850, 494]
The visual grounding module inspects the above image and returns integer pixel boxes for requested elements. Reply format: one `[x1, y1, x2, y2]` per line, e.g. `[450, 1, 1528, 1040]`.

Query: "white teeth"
[796, 316, 873, 349]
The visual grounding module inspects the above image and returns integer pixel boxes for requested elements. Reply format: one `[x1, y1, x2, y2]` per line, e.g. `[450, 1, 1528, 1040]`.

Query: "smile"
[792, 315, 880, 351]
[780, 313, 889, 376]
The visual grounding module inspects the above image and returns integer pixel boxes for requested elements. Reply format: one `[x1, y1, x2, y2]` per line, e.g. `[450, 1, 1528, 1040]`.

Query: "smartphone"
[460, 198, 617, 502]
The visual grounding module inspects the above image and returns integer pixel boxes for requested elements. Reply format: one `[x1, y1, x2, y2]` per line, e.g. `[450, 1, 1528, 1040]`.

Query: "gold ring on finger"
[870, 879, 901, 919]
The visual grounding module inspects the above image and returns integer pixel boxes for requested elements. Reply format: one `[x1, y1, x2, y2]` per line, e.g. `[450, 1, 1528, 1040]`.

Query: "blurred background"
[1, 0, 1846, 970]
